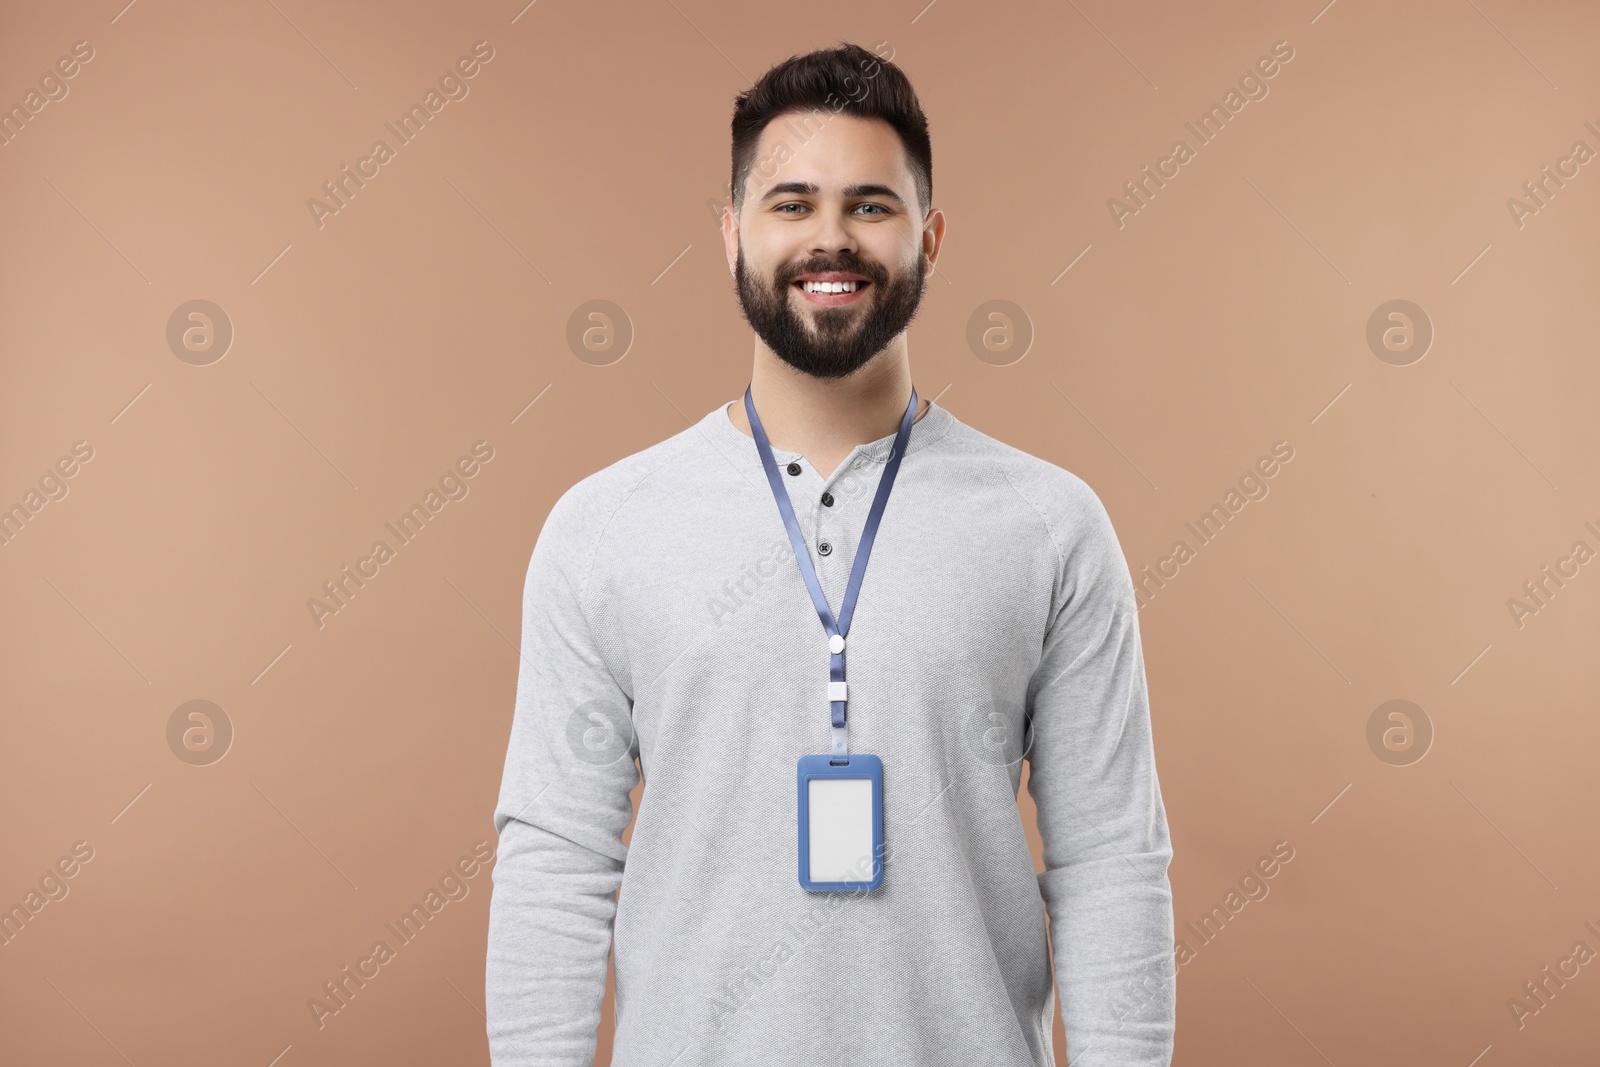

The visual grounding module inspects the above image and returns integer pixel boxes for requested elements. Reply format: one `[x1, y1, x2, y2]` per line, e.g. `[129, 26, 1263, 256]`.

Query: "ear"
[920, 207, 947, 270]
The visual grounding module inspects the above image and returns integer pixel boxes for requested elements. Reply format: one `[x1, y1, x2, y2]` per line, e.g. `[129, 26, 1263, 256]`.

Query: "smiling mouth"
[792, 279, 872, 306]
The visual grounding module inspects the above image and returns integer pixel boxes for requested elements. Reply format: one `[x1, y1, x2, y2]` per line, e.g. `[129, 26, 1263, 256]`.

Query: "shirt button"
[818, 540, 832, 555]
[821, 492, 834, 507]
[786, 462, 802, 476]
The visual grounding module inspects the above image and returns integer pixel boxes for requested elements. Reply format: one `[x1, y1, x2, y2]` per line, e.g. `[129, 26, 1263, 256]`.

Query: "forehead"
[746, 111, 913, 200]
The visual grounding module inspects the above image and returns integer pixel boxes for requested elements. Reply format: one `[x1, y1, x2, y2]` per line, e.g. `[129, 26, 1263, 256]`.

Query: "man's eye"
[775, 203, 889, 215]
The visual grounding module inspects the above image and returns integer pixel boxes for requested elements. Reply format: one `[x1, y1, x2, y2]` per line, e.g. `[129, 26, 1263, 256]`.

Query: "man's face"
[724, 112, 939, 380]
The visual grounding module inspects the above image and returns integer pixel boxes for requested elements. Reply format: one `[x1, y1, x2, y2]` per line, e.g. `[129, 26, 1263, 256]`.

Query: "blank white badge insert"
[807, 776, 874, 882]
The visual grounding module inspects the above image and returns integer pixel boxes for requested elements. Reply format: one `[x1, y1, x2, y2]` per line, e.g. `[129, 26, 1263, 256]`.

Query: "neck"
[724, 345, 928, 478]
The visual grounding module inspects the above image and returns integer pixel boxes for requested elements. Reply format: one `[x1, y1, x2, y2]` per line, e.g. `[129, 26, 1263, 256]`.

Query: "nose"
[808, 207, 857, 259]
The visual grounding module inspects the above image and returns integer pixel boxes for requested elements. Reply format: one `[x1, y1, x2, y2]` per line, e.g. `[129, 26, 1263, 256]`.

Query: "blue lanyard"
[745, 383, 919, 756]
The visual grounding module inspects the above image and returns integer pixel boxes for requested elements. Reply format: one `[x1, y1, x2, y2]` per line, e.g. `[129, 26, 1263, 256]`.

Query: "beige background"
[3, 1, 1598, 1064]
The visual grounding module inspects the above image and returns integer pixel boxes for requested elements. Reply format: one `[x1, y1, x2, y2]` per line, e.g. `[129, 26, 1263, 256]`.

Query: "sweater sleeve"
[486, 486, 640, 1066]
[1024, 484, 1176, 1067]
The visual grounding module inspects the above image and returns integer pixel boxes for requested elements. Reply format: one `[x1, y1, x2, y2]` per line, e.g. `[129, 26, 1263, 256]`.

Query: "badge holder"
[744, 380, 915, 897]
[797, 753, 884, 892]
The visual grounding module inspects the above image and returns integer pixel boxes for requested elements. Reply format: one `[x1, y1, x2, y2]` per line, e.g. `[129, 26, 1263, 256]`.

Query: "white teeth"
[800, 280, 863, 293]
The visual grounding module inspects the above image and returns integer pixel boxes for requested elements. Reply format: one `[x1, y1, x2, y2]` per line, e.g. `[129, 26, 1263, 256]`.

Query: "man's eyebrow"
[759, 181, 907, 208]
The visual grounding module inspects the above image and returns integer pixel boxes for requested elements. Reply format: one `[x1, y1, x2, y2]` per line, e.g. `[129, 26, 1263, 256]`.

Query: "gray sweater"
[486, 398, 1176, 1066]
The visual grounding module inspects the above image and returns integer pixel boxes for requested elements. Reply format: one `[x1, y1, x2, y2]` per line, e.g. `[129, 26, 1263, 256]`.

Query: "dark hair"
[730, 41, 932, 218]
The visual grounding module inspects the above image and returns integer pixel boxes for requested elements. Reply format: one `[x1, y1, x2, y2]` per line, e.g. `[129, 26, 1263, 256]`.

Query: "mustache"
[778, 260, 885, 285]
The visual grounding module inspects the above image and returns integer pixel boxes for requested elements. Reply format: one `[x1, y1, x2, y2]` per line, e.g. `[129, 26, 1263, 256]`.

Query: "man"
[486, 42, 1176, 1067]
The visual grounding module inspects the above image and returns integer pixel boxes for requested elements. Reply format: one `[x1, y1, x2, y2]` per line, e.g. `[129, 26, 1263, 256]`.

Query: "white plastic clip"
[828, 681, 849, 703]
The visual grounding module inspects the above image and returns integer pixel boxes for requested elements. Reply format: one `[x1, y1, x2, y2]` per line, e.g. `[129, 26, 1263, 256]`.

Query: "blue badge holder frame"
[797, 753, 885, 892]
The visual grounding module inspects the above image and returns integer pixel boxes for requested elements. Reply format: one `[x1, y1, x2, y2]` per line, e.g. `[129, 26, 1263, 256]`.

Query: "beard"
[734, 243, 928, 380]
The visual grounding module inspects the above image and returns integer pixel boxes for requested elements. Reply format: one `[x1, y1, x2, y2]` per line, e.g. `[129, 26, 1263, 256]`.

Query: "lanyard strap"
[745, 383, 919, 756]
